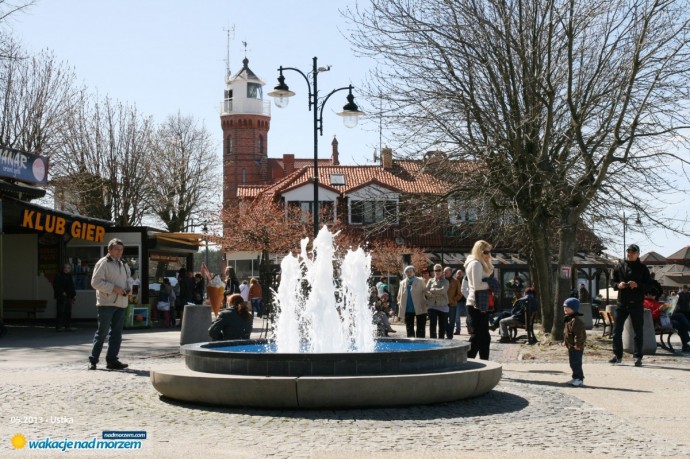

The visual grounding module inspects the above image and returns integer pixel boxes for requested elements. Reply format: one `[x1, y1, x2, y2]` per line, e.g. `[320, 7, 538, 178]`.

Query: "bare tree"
[53, 95, 154, 225]
[147, 113, 220, 232]
[0, 42, 77, 155]
[347, 0, 690, 337]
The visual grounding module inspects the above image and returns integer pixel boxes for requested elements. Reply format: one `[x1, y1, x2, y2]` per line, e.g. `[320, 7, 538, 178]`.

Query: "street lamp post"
[268, 57, 364, 238]
[202, 224, 209, 268]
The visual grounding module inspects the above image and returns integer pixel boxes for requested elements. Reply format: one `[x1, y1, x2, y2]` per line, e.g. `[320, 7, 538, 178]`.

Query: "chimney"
[381, 147, 393, 169]
[331, 136, 340, 165]
[283, 154, 295, 175]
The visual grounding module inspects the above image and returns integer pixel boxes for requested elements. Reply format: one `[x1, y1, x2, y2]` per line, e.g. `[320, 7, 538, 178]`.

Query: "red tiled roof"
[258, 160, 469, 198]
[237, 184, 269, 198]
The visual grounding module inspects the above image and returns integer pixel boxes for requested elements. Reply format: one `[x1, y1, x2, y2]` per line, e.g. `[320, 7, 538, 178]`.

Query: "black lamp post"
[201, 223, 209, 268]
[268, 57, 364, 238]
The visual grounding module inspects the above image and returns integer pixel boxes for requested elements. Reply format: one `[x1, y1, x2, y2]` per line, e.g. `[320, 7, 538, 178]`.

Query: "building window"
[242, 168, 246, 184]
[225, 135, 232, 155]
[247, 83, 262, 99]
[350, 200, 398, 224]
[448, 198, 478, 224]
[288, 201, 334, 223]
[258, 135, 264, 155]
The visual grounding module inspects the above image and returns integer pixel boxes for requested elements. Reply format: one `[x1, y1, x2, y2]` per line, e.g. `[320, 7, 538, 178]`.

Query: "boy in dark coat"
[563, 298, 587, 387]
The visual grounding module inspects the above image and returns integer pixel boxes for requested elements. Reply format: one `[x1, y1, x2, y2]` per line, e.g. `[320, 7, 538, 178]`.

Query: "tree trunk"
[526, 219, 554, 334]
[551, 210, 579, 340]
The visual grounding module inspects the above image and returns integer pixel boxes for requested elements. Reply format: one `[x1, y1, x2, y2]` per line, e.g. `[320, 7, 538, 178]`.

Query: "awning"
[152, 232, 205, 246]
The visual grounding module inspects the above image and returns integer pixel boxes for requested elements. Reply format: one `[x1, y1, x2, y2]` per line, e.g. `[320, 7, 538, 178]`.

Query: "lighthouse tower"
[221, 57, 271, 210]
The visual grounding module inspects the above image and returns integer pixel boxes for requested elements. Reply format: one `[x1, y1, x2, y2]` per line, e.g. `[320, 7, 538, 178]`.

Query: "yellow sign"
[20, 209, 106, 242]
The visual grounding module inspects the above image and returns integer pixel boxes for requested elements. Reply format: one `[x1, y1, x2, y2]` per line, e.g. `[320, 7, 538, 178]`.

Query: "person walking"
[426, 264, 449, 339]
[88, 238, 131, 370]
[397, 265, 428, 338]
[53, 263, 76, 331]
[465, 240, 496, 360]
[454, 269, 466, 335]
[248, 277, 263, 317]
[444, 267, 461, 339]
[609, 244, 651, 367]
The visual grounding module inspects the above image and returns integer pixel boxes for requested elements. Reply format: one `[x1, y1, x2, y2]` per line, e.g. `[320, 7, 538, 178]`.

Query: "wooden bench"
[599, 310, 614, 338]
[2, 300, 47, 320]
[509, 310, 538, 344]
[655, 327, 676, 353]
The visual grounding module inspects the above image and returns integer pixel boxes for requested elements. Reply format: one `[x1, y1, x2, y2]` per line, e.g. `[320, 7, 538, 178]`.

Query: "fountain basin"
[151, 338, 502, 408]
[182, 338, 469, 377]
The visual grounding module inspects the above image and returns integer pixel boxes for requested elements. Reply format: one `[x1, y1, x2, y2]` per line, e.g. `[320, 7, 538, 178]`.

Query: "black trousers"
[612, 303, 644, 359]
[55, 297, 72, 329]
[467, 306, 491, 360]
[405, 312, 427, 338]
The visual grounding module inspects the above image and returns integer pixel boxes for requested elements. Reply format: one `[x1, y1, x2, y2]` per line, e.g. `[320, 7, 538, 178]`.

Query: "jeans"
[89, 306, 126, 364]
[612, 303, 644, 359]
[55, 297, 72, 329]
[455, 301, 467, 332]
[428, 309, 448, 339]
[446, 306, 457, 338]
[467, 306, 491, 360]
[671, 312, 690, 345]
[251, 298, 263, 317]
[499, 317, 522, 338]
[568, 349, 584, 380]
[405, 312, 427, 338]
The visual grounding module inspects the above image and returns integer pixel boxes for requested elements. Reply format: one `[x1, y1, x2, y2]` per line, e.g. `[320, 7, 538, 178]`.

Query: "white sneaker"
[565, 378, 575, 385]
[569, 379, 584, 387]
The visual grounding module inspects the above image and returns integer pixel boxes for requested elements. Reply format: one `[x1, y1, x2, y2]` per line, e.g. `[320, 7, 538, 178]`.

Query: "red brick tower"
[221, 57, 271, 210]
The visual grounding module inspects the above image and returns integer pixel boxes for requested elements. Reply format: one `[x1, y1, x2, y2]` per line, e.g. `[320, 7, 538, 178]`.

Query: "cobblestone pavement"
[2, 324, 690, 458]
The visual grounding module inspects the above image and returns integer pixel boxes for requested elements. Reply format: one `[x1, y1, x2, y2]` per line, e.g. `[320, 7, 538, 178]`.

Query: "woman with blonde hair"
[464, 240, 495, 359]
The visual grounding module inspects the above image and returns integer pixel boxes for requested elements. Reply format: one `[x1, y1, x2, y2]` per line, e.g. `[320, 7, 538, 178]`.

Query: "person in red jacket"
[643, 294, 690, 352]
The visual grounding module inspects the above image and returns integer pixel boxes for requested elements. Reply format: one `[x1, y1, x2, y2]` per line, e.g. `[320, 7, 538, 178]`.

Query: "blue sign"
[0, 146, 49, 185]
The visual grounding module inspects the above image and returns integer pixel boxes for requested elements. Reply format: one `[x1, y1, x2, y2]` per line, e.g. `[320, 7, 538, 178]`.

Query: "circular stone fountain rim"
[181, 337, 467, 359]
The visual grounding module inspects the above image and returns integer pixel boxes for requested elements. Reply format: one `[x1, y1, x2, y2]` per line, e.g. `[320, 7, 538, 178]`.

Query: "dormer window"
[330, 174, 345, 185]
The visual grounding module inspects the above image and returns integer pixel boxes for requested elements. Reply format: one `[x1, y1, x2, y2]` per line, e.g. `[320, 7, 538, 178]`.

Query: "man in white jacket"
[88, 239, 131, 370]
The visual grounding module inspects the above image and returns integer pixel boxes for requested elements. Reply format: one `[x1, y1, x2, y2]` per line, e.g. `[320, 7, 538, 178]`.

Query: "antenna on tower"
[242, 40, 248, 57]
[223, 25, 236, 80]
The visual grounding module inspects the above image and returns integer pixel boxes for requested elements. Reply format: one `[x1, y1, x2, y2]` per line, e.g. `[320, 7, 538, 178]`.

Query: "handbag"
[157, 301, 170, 311]
[659, 314, 672, 329]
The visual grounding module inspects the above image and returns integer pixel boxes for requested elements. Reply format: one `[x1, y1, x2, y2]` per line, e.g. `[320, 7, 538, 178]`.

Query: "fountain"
[151, 227, 501, 408]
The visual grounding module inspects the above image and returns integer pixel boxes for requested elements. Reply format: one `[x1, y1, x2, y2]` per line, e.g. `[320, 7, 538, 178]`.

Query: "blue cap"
[563, 297, 580, 312]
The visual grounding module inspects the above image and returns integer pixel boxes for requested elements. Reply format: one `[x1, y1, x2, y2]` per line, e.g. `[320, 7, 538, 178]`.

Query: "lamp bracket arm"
[279, 66, 314, 111]
[316, 85, 352, 136]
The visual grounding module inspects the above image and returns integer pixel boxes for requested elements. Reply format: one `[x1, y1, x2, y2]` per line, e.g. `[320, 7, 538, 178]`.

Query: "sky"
[7, 0, 689, 258]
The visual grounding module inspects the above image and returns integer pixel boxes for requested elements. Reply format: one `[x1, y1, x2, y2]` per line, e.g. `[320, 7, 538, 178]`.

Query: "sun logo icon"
[11, 433, 27, 449]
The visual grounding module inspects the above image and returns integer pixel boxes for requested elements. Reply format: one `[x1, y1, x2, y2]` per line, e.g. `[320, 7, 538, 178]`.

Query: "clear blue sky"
[8, 0, 689, 257]
[10, 0, 381, 166]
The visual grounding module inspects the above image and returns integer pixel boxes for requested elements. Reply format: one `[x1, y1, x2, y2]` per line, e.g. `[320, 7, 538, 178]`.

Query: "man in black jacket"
[610, 244, 651, 367]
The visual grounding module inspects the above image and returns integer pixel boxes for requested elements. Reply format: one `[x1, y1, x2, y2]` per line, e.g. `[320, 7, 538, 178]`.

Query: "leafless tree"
[52, 95, 154, 225]
[347, 0, 690, 337]
[147, 113, 220, 232]
[0, 41, 78, 156]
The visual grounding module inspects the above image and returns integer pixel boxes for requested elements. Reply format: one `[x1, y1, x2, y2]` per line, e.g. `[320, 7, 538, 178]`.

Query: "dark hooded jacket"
[611, 259, 651, 307]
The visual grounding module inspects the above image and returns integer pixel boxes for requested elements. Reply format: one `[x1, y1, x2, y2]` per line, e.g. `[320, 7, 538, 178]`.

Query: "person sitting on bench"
[491, 287, 539, 343]
[643, 292, 690, 352]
